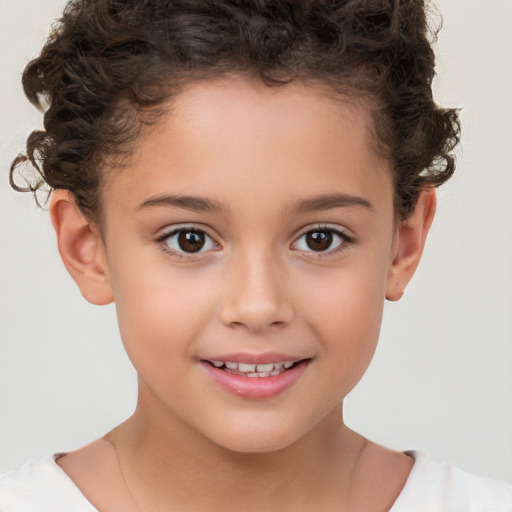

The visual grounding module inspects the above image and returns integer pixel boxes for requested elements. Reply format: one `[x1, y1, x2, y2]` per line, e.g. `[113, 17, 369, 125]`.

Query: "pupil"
[306, 231, 332, 251]
[178, 230, 205, 252]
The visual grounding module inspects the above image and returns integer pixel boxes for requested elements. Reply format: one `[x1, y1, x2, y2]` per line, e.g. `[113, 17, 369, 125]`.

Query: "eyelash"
[156, 225, 220, 261]
[292, 225, 353, 260]
[156, 224, 353, 260]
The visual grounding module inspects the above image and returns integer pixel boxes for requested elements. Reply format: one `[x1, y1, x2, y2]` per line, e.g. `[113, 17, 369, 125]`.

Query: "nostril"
[218, 277, 294, 331]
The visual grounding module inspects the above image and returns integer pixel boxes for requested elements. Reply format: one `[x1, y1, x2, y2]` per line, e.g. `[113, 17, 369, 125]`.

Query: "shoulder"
[0, 454, 98, 512]
[391, 451, 512, 512]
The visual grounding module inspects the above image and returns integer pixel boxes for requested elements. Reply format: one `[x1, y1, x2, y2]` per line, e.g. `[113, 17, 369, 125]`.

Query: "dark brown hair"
[10, 0, 460, 222]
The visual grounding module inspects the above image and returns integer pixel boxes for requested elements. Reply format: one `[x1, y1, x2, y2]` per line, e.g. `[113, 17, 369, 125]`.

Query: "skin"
[50, 78, 435, 511]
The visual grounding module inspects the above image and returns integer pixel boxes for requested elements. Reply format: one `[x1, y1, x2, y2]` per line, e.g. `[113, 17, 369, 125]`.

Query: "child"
[1, 0, 511, 510]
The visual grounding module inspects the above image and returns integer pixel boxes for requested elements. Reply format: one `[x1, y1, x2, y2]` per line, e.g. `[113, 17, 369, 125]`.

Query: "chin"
[203, 419, 307, 455]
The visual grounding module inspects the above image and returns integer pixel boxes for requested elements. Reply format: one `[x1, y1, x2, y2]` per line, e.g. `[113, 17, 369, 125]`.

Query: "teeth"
[256, 363, 274, 372]
[210, 360, 299, 376]
[238, 363, 256, 372]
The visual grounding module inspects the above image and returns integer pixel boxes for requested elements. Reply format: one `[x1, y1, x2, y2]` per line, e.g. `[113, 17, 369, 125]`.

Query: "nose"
[219, 251, 294, 333]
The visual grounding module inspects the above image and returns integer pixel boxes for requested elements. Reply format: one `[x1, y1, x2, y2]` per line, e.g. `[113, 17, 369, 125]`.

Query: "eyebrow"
[289, 193, 373, 213]
[137, 194, 228, 213]
[136, 192, 373, 214]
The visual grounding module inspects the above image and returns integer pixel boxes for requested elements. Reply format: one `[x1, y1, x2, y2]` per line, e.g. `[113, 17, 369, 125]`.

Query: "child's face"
[73, 79, 406, 452]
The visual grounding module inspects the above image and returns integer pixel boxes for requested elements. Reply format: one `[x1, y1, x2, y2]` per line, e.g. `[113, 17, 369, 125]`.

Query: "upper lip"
[201, 352, 310, 365]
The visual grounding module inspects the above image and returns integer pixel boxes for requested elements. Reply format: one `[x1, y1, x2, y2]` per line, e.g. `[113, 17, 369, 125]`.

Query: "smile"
[208, 360, 298, 377]
[201, 357, 310, 399]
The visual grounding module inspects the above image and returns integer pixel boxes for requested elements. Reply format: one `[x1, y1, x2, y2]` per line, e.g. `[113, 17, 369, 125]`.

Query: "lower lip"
[200, 361, 309, 400]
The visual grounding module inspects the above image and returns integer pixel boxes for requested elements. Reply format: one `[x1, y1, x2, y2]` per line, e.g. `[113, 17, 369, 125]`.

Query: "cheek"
[108, 255, 219, 371]
[300, 256, 387, 332]
[297, 259, 388, 382]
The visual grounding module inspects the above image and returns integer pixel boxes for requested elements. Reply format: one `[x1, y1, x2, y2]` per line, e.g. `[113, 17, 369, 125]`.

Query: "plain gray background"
[1, 0, 511, 481]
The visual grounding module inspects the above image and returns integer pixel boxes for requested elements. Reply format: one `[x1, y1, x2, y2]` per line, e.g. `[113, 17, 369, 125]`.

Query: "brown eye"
[293, 227, 348, 254]
[163, 228, 217, 255]
[177, 230, 206, 252]
[305, 230, 333, 251]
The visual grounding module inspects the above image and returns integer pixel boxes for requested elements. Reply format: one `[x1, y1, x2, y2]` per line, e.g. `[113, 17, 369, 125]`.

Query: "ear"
[386, 188, 436, 301]
[49, 189, 114, 305]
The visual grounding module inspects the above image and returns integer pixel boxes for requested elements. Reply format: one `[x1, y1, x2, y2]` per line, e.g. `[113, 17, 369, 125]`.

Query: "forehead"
[103, 77, 393, 219]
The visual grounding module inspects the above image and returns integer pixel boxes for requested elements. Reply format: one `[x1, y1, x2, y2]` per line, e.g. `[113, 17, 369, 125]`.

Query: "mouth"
[200, 356, 310, 399]
[205, 360, 301, 378]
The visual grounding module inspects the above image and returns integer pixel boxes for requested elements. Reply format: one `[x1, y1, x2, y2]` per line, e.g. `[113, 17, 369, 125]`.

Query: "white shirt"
[0, 451, 511, 511]
[390, 451, 512, 511]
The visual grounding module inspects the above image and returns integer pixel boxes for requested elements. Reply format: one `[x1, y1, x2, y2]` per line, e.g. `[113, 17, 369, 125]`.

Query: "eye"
[293, 227, 348, 253]
[162, 228, 218, 254]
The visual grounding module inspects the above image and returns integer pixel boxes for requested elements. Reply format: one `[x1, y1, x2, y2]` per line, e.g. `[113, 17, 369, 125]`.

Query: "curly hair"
[10, 0, 460, 222]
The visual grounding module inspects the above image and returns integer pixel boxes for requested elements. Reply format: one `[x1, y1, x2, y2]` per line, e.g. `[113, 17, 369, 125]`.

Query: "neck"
[108, 394, 366, 511]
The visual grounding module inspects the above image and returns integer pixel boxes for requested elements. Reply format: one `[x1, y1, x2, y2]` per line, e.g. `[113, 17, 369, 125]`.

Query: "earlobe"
[386, 188, 436, 301]
[50, 189, 114, 305]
